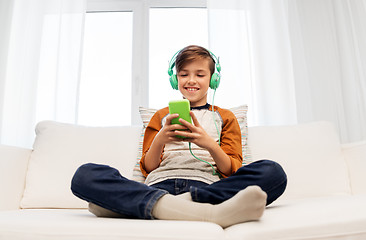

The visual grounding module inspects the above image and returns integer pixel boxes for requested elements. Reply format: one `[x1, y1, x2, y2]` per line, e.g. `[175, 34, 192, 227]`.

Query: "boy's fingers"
[179, 118, 195, 131]
[166, 114, 179, 125]
[171, 124, 188, 131]
[173, 130, 192, 139]
[190, 111, 201, 127]
[175, 112, 200, 133]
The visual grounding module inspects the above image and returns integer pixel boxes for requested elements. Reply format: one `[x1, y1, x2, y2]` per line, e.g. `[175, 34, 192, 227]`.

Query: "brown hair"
[175, 45, 215, 76]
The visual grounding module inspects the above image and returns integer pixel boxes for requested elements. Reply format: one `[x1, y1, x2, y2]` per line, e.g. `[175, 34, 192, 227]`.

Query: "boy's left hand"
[175, 111, 217, 150]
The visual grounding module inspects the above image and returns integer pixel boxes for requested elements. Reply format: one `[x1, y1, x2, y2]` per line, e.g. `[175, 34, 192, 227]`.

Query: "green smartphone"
[169, 99, 192, 125]
[169, 99, 192, 138]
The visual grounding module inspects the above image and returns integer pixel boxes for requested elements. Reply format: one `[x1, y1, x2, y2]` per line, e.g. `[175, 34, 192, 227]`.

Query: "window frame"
[86, 0, 207, 125]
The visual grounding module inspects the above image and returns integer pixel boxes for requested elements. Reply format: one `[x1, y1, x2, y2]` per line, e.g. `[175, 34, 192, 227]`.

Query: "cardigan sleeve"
[216, 107, 243, 178]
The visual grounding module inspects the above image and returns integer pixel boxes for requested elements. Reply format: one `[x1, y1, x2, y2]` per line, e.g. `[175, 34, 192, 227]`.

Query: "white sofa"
[1, 120, 366, 240]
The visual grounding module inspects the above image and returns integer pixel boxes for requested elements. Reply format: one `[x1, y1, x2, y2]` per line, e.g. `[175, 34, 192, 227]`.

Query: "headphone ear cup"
[210, 73, 221, 90]
[169, 74, 178, 90]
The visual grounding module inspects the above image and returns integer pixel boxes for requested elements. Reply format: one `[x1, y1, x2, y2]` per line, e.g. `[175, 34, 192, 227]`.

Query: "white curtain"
[0, 0, 86, 148]
[208, 0, 366, 143]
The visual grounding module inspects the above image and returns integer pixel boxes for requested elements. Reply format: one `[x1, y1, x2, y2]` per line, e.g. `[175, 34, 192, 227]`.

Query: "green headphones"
[167, 48, 221, 90]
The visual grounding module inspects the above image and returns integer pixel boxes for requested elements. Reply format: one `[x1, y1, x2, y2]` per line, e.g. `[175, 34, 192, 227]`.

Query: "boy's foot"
[153, 185, 267, 228]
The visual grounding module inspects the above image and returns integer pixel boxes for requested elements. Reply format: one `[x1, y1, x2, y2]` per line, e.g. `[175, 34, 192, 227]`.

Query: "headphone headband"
[167, 48, 221, 90]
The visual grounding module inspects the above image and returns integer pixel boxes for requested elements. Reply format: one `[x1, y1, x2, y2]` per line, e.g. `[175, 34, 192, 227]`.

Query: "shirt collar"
[191, 103, 210, 110]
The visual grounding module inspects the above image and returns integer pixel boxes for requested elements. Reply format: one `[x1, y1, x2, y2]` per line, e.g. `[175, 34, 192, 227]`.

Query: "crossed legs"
[71, 160, 287, 228]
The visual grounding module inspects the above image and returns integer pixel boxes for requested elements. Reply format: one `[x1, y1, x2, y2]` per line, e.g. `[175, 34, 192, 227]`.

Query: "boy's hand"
[174, 111, 217, 150]
[155, 113, 191, 145]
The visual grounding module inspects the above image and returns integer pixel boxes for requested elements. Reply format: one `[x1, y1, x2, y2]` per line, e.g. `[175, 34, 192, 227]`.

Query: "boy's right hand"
[155, 113, 190, 145]
[144, 113, 191, 173]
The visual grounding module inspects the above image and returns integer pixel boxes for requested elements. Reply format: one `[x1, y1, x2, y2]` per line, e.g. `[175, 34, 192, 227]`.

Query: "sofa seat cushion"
[224, 195, 366, 240]
[0, 209, 224, 240]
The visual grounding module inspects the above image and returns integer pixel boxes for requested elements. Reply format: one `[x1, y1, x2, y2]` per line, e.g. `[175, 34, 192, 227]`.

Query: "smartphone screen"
[168, 99, 192, 125]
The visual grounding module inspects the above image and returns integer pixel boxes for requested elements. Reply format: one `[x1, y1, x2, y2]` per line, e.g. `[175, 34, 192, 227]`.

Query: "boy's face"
[177, 58, 211, 107]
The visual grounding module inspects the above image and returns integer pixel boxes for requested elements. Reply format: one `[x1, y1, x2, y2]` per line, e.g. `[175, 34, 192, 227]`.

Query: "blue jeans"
[71, 160, 287, 220]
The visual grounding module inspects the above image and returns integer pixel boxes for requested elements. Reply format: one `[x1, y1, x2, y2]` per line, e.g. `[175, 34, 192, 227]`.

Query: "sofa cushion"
[224, 195, 366, 240]
[0, 145, 31, 210]
[20, 121, 141, 209]
[132, 105, 252, 183]
[247, 121, 351, 200]
[0, 209, 224, 240]
[342, 141, 366, 195]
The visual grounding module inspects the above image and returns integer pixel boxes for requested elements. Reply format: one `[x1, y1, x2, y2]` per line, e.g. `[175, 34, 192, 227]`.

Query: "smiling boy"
[71, 45, 287, 228]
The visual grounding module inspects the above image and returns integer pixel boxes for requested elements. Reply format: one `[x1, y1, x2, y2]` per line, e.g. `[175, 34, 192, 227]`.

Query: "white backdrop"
[0, 0, 86, 147]
[208, 0, 366, 143]
[1, 0, 365, 147]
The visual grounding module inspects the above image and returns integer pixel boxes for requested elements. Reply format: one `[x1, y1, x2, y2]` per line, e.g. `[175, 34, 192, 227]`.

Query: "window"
[149, 8, 208, 109]
[84, 0, 208, 125]
[78, 11, 133, 126]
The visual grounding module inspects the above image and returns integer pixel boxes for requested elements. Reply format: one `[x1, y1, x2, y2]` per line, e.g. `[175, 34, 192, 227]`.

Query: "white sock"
[152, 185, 267, 228]
[177, 192, 192, 201]
[88, 202, 126, 218]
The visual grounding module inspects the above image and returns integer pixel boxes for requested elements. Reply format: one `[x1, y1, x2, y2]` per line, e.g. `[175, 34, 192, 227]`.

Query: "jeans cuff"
[144, 190, 169, 219]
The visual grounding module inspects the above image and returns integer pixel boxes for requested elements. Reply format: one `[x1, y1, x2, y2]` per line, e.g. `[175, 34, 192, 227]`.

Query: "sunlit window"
[149, 8, 208, 109]
[78, 12, 132, 126]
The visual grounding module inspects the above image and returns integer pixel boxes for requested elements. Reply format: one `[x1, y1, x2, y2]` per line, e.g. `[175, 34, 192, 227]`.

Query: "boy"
[71, 45, 287, 228]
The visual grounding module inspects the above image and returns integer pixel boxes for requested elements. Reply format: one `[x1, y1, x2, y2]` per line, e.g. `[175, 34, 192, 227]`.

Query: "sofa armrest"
[0, 144, 31, 210]
[342, 141, 366, 195]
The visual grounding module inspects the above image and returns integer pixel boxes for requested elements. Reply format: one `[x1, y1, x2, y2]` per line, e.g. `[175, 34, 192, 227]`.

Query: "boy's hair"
[175, 45, 215, 76]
